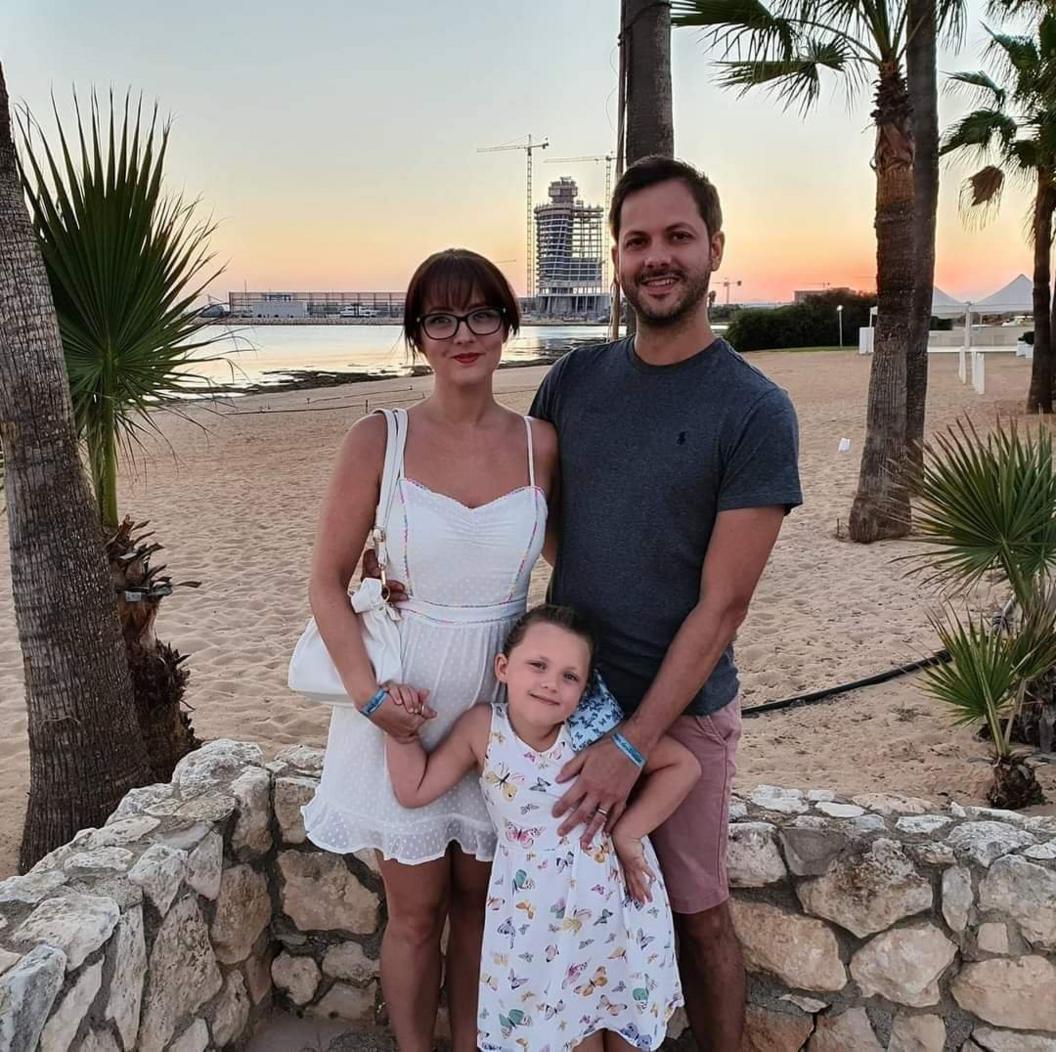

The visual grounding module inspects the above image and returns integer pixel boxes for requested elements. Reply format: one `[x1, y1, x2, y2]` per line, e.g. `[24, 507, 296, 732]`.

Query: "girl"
[386, 605, 701, 1052]
[302, 249, 558, 1052]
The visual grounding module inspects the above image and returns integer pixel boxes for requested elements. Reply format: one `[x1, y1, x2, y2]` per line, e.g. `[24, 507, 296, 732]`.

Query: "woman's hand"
[613, 833, 655, 905]
[367, 684, 434, 742]
[361, 549, 408, 603]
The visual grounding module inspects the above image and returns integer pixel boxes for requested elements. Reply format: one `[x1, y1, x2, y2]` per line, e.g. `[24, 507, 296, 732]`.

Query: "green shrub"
[725, 290, 876, 352]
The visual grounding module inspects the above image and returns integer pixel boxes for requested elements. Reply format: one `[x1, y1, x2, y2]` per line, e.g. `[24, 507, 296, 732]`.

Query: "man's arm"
[553, 505, 787, 838]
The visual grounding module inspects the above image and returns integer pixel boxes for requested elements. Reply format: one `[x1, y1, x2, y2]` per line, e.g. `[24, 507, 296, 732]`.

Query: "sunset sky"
[0, 0, 1037, 302]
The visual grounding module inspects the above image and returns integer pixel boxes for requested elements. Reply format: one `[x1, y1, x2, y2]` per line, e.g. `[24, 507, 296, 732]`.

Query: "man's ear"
[710, 230, 726, 272]
[494, 653, 509, 683]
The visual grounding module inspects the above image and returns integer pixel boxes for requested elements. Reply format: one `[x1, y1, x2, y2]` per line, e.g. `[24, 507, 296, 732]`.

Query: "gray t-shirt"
[530, 336, 802, 717]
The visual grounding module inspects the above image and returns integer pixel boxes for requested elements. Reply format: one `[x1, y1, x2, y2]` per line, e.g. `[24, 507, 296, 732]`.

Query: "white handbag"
[288, 409, 404, 707]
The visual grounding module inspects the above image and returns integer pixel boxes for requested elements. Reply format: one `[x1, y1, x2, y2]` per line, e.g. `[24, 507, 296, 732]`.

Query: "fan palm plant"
[672, 0, 967, 543]
[15, 91, 227, 778]
[911, 419, 1056, 807]
[941, 14, 1056, 413]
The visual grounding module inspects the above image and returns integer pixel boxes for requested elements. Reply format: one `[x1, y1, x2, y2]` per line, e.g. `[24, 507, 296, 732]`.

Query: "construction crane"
[477, 135, 549, 300]
[544, 153, 617, 294]
[545, 153, 617, 210]
[721, 279, 743, 305]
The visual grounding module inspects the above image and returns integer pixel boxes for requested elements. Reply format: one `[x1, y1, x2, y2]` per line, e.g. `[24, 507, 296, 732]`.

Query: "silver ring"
[596, 807, 609, 817]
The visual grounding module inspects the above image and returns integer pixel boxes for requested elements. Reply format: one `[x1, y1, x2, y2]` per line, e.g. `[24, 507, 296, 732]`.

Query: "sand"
[1, 350, 1053, 878]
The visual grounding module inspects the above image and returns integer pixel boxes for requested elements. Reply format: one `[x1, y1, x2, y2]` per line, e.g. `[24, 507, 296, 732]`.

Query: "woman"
[302, 248, 557, 1052]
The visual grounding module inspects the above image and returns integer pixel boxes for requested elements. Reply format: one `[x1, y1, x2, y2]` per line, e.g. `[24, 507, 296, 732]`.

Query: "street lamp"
[837, 304, 844, 348]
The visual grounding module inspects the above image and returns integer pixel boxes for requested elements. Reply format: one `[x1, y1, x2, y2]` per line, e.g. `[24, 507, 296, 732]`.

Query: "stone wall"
[2, 741, 1055, 1051]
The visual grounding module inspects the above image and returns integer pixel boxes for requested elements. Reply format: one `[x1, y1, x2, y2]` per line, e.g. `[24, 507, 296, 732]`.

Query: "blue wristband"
[360, 687, 388, 719]
[612, 731, 646, 769]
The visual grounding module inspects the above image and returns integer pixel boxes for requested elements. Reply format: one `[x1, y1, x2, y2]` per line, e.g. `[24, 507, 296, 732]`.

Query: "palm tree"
[0, 62, 152, 870]
[941, 14, 1056, 413]
[911, 419, 1056, 807]
[623, 0, 675, 162]
[16, 92, 226, 778]
[672, 0, 965, 542]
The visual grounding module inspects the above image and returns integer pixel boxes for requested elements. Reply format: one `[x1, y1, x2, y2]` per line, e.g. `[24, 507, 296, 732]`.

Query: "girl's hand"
[382, 682, 433, 717]
[613, 833, 655, 905]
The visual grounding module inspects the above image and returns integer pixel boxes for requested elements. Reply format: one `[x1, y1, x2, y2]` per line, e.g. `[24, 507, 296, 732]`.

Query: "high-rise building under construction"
[534, 177, 608, 318]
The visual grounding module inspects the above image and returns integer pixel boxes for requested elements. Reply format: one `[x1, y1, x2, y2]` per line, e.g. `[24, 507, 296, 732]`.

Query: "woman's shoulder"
[526, 415, 558, 460]
[336, 410, 389, 459]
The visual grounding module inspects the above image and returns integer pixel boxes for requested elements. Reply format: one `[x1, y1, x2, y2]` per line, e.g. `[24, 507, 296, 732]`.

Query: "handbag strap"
[371, 408, 406, 572]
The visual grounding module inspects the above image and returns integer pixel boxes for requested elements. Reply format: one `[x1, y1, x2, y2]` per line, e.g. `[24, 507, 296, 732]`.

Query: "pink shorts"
[649, 697, 742, 915]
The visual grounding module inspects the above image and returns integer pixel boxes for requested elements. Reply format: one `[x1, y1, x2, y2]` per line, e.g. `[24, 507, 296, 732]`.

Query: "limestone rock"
[173, 791, 237, 823]
[322, 941, 375, 984]
[1022, 840, 1056, 861]
[797, 838, 932, 937]
[849, 922, 957, 1006]
[77, 815, 160, 847]
[168, 1018, 209, 1052]
[942, 865, 974, 933]
[973, 1026, 1056, 1051]
[107, 783, 179, 822]
[779, 825, 850, 877]
[851, 792, 931, 815]
[896, 815, 952, 836]
[0, 949, 18, 977]
[815, 802, 865, 818]
[279, 851, 380, 934]
[952, 956, 1056, 1031]
[128, 844, 188, 915]
[806, 789, 838, 802]
[727, 822, 787, 887]
[0, 868, 68, 905]
[750, 785, 808, 814]
[138, 895, 223, 1052]
[307, 981, 376, 1023]
[39, 959, 103, 1052]
[729, 798, 748, 821]
[232, 767, 273, 858]
[888, 1014, 946, 1052]
[976, 923, 1010, 955]
[244, 936, 275, 1005]
[273, 743, 325, 777]
[173, 738, 264, 797]
[741, 1003, 814, 1051]
[106, 905, 146, 1049]
[211, 864, 272, 964]
[780, 994, 827, 1014]
[186, 830, 223, 900]
[149, 821, 211, 852]
[946, 822, 1036, 868]
[0, 945, 66, 1052]
[913, 841, 957, 866]
[14, 891, 120, 971]
[274, 775, 317, 845]
[807, 1007, 883, 1051]
[272, 952, 321, 1004]
[79, 1030, 122, 1052]
[730, 899, 846, 992]
[63, 847, 134, 875]
[211, 969, 251, 1046]
[979, 855, 1056, 951]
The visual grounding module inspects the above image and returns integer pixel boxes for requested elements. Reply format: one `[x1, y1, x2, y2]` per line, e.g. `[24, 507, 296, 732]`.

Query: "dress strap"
[524, 416, 536, 489]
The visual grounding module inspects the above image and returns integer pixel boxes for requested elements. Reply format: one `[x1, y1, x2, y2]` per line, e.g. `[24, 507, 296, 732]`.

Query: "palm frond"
[671, 0, 797, 59]
[944, 70, 1008, 109]
[906, 419, 1056, 604]
[14, 89, 227, 527]
[940, 107, 1018, 157]
[717, 37, 849, 112]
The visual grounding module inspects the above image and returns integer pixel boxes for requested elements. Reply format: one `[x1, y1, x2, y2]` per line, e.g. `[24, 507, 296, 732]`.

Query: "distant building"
[534, 178, 609, 318]
[228, 291, 405, 318]
[793, 287, 852, 303]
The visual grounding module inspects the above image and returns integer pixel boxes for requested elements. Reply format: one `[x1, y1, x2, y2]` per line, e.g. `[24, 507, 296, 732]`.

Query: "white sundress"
[478, 703, 682, 1052]
[302, 409, 547, 864]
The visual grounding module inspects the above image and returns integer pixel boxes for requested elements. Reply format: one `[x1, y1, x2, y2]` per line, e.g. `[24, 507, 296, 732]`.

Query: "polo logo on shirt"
[677, 431, 687, 445]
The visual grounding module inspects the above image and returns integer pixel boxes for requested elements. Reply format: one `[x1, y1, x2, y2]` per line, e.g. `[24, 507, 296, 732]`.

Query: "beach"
[0, 348, 1052, 878]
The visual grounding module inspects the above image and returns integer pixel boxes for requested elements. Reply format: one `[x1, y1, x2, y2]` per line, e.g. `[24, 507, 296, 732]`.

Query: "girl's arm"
[608, 736, 701, 903]
[386, 704, 492, 807]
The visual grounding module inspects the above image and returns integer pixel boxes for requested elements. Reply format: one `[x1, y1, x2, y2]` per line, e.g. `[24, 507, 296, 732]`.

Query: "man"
[531, 155, 802, 1050]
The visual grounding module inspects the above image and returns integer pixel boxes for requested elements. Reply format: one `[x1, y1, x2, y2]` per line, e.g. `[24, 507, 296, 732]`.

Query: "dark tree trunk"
[621, 0, 674, 337]
[905, 0, 938, 482]
[1028, 175, 1054, 414]
[849, 64, 916, 543]
[623, 0, 674, 164]
[0, 63, 151, 871]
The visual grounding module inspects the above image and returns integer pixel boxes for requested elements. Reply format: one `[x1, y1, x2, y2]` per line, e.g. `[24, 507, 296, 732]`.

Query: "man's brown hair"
[609, 156, 723, 241]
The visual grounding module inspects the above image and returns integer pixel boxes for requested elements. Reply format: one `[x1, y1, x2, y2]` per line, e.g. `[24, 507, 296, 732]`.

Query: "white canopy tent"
[972, 273, 1033, 314]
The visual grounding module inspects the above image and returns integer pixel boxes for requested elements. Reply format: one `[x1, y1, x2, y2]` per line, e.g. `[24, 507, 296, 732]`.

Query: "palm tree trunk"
[1029, 174, 1055, 414]
[622, 0, 674, 338]
[0, 63, 151, 871]
[905, 0, 938, 481]
[849, 63, 916, 543]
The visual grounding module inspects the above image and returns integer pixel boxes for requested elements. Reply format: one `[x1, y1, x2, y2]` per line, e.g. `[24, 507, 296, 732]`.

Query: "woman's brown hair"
[403, 248, 521, 354]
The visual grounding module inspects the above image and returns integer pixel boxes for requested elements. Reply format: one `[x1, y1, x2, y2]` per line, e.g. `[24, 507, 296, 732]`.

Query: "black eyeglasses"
[417, 307, 505, 341]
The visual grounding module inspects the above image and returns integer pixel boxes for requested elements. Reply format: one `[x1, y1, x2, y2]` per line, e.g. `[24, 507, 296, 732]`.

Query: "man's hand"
[361, 549, 408, 603]
[368, 685, 434, 742]
[552, 731, 644, 847]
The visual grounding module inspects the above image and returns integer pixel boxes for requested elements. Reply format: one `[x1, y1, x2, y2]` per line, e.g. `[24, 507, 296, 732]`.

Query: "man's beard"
[622, 267, 711, 328]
